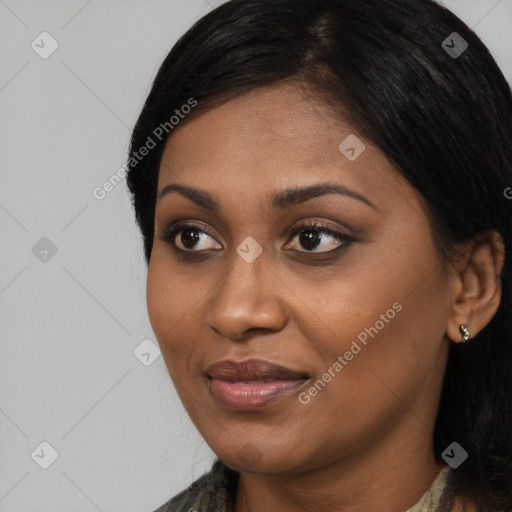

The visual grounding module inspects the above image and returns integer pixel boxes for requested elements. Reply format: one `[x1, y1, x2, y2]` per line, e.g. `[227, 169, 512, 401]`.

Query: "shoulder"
[151, 459, 239, 512]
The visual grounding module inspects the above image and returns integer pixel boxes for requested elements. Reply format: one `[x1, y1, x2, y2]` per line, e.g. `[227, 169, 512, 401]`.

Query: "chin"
[213, 436, 311, 475]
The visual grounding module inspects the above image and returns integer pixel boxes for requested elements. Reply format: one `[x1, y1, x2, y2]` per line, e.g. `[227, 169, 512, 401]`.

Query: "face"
[147, 82, 453, 475]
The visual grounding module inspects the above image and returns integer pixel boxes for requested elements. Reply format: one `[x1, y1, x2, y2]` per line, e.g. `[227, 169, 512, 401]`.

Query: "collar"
[156, 459, 455, 512]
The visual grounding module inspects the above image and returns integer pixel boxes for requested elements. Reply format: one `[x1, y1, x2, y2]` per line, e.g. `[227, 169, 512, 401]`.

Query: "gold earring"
[459, 324, 470, 343]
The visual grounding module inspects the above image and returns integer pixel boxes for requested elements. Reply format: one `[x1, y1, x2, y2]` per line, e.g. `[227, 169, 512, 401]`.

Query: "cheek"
[318, 265, 450, 414]
[146, 254, 200, 373]
[146, 258, 172, 341]
[296, 236, 451, 398]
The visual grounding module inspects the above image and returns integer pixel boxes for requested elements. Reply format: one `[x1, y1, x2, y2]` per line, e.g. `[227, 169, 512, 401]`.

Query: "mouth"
[205, 359, 309, 411]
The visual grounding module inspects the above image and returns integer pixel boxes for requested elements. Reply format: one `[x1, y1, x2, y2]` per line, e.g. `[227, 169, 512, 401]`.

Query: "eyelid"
[284, 218, 349, 238]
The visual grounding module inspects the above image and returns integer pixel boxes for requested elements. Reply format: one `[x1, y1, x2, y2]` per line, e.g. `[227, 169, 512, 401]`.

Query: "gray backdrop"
[1, 1, 511, 510]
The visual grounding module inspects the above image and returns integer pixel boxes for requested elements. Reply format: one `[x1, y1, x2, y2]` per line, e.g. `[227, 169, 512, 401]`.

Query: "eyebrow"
[158, 182, 377, 211]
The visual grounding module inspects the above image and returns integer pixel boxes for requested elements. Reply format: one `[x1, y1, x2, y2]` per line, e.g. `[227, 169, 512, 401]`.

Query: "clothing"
[153, 459, 238, 512]
[406, 466, 455, 512]
[153, 459, 455, 512]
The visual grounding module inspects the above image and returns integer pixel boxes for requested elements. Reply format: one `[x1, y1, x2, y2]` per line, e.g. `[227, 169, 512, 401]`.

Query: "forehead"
[157, 82, 422, 217]
[161, 83, 348, 171]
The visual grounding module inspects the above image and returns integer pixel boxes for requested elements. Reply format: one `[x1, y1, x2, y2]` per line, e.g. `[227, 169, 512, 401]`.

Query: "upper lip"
[205, 359, 308, 381]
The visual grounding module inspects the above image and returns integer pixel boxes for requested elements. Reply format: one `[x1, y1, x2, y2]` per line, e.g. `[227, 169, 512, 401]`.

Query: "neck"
[234, 419, 446, 512]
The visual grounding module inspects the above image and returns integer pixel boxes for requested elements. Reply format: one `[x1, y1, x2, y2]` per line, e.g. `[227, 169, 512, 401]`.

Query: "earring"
[459, 324, 470, 343]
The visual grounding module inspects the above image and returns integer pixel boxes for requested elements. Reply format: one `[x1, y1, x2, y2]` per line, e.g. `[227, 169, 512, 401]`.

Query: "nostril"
[235, 326, 273, 340]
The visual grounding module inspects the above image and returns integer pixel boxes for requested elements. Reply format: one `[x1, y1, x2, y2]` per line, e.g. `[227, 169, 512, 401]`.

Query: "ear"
[446, 230, 505, 343]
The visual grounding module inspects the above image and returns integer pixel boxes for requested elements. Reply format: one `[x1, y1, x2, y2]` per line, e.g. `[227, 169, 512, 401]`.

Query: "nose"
[205, 249, 287, 341]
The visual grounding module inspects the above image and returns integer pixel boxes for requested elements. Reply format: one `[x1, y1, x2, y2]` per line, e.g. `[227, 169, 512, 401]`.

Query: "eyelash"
[283, 222, 354, 253]
[159, 220, 354, 260]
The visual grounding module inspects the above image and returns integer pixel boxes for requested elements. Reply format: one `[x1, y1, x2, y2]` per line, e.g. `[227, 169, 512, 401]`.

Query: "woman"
[126, 0, 512, 510]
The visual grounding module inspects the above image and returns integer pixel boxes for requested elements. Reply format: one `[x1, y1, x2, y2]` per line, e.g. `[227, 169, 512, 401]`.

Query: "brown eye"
[160, 224, 222, 252]
[177, 227, 202, 250]
[285, 223, 352, 253]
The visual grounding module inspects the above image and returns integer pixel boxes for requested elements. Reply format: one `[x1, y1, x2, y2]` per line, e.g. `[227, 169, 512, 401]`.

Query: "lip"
[205, 359, 309, 411]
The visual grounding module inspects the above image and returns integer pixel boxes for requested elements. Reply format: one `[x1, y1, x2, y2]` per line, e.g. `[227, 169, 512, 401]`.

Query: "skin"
[147, 82, 503, 512]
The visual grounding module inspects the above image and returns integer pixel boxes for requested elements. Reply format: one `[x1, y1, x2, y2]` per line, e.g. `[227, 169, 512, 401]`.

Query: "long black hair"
[126, 1, 512, 509]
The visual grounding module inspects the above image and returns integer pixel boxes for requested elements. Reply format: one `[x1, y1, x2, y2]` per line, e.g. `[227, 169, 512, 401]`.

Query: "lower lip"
[208, 377, 307, 411]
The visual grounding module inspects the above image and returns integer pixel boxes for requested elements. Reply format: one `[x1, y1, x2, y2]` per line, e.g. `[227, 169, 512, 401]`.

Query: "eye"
[159, 223, 222, 252]
[159, 220, 353, 256]
[284, 221, 353, 253]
